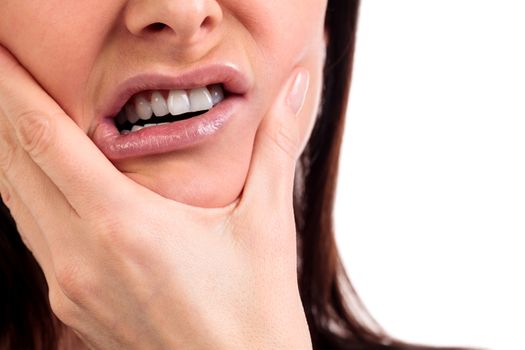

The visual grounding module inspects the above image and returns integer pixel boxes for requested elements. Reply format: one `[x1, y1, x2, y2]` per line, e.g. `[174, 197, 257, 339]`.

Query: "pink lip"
[93, 96, 242, 160]
[91, 63, 251, 160]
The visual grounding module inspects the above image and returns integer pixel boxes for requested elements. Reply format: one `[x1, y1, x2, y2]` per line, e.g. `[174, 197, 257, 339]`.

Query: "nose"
[124, 0, 223, 44]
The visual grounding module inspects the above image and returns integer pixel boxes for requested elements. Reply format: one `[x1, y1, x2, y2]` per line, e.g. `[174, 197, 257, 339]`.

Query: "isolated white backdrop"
[334, 2, 525, 350]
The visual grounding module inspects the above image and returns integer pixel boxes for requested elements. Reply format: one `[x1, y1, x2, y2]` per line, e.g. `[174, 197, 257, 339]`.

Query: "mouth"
[115, 84, 228, 134]
[92, 64, 250, 161]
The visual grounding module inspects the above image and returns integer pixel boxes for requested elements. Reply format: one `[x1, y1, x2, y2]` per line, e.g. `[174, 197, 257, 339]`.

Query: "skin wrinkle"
[0, 0, 328, 347]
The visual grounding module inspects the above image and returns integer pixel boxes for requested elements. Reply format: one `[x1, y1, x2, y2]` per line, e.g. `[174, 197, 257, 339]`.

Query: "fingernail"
[286, 69, 310, 115]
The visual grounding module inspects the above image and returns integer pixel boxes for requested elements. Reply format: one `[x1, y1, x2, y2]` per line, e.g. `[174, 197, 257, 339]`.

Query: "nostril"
[147, 22, 167, 32]
[201, 16, 212, 30]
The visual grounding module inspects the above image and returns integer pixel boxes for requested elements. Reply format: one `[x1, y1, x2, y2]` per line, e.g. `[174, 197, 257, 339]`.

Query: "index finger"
[0, 46, 137, 215]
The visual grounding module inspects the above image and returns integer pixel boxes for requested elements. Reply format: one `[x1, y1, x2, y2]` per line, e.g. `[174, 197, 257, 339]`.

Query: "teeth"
[125, 104, 140, 124]
[151, 91, 169, 117]
[209, 84, 224, 105]
[135, 96, 153, 120]
[168, 90, 190, 116]
[189, 87, 213, 112]
[119, 85, 225, 132]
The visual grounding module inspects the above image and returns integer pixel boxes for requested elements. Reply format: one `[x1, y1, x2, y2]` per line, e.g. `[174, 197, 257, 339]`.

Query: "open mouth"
[115, 84, 227, 134]
[92, 64, 250, 160]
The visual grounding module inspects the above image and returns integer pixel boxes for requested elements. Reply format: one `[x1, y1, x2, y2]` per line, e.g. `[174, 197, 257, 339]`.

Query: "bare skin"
[0, 0, 328, 348]
[0, 0, 327, 207]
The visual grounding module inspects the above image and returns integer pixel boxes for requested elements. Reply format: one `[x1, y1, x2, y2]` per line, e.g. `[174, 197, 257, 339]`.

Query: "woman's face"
[0, 0, 328, 207]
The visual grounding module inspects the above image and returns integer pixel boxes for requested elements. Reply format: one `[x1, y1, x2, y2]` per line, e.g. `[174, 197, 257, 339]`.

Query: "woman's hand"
[0, 46, 311, 350]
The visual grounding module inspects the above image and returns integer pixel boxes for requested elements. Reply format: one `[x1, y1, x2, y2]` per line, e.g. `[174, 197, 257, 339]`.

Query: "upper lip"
[95, 62, 251, 123]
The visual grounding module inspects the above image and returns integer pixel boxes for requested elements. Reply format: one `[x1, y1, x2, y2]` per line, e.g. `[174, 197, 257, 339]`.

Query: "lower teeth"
[118, 110, 209, 134]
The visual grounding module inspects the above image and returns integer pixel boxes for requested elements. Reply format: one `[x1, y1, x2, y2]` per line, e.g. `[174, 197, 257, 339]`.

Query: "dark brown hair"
[1, 0, 472, 349]
[296, 0, 471, 349]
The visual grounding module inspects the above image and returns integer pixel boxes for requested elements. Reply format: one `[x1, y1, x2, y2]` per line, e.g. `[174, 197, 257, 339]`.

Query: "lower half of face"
[0, 0, 328, 207]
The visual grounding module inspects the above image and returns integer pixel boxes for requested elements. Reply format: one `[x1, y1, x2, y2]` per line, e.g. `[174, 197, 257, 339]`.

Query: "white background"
[334, 2, 525, 349]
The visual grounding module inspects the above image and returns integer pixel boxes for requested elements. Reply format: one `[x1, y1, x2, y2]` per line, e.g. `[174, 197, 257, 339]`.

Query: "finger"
[238, 68, 309, 215]
[0, 46, 137, 217]
[0, 184, 85, 335]
[0, 178, 100, 348]
[0, 176, 95, 345]
[0, 118, 77, 253]
[0, 172, 58, 289]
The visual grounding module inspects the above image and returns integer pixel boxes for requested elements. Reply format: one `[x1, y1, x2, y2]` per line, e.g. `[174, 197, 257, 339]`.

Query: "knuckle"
[273, 123, 301, 161]
[14, 110, 55, 158]
[0, 131, 16, 173]
[55, 262, 93, 306]
[93, 214, 125, 242]
[92, 215, 140, 256]
[48, 287, 79, 325]
[0, 181, 12, 205]
[109, 226, 151, 260]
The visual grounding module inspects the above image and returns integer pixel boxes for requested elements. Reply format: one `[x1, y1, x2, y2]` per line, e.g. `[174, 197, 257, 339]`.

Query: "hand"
[0, 46, 311, 350]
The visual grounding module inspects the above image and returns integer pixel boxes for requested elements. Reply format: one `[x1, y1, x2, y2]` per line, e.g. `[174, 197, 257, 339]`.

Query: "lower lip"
[92, 96, 242, 160]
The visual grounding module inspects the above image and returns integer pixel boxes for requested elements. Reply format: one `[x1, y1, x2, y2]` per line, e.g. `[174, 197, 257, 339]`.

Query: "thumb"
[239, 67, 310, 214]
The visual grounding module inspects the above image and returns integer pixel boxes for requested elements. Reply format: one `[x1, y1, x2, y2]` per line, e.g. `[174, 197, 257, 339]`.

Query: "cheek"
[256, 47, 325, 157]
[0, 1, 118, 131]
[251, 1, 327, 152]
[0, 0, 327, 209]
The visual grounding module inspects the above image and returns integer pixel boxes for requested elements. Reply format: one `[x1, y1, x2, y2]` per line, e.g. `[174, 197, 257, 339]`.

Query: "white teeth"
[135, 96, 153, 120]
[125, 104, 140, 124]
[119, 85, 225, 129]
[131, 125, 143, 132]
[167, 90, 191, 116]
[208, 84, 224, 105]
[151, 91, 169, 117]
[143, 123, 155, 128]
[189, 87, 213, 112]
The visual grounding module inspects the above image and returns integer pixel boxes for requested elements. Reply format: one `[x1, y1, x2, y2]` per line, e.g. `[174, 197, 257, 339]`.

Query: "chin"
[122, 160, 248, 208]
[112, 110, 257, 208]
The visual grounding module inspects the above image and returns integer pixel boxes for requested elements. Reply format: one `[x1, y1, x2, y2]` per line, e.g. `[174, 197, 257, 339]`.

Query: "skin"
[0, 0, 328, 348]
[0, 0, 327, 208]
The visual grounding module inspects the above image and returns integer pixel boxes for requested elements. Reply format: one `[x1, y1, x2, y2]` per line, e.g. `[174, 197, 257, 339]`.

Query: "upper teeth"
[116, 84, 225, 126]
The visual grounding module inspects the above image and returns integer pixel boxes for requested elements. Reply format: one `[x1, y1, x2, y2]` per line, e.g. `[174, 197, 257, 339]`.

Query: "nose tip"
[125, 0, 222, 44]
